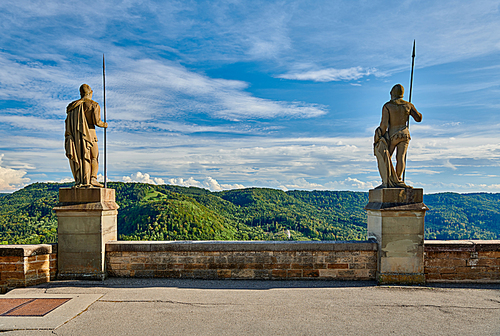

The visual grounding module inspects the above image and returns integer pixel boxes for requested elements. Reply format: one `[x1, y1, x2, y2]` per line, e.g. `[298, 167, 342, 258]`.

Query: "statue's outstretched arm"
[93, 104, 108, 128]
[410, 104, 422, 122]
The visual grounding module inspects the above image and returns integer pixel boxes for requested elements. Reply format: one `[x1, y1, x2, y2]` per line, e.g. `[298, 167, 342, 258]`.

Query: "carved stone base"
[378, 273, 426, 285]
[54, 188, 119, 280]
[365, 188, 428, 285]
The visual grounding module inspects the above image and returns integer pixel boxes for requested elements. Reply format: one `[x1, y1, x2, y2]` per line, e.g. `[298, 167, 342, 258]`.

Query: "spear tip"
[412, 40, 416, 57]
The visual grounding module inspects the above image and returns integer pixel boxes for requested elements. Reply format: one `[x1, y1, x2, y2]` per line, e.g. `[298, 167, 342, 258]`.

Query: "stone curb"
[424, 240, 500, 252]
[0, 244, 56, 257]
[106, 240, 378, 252]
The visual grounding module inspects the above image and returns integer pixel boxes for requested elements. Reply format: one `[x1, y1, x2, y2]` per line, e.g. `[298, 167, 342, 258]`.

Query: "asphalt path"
[2, 279, 500, 335]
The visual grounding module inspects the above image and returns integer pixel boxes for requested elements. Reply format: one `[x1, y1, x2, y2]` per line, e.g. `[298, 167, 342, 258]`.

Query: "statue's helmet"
[390, 84, 404, 98]
[79, 84, 93, 97]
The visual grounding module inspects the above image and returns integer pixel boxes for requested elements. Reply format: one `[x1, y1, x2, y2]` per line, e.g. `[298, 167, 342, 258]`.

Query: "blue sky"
[1, 0, 500, 193]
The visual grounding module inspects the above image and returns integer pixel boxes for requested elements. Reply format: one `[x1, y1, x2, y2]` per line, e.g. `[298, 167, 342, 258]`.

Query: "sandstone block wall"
[1, 240, 499, 289]
[106, 241, 378, 280]
[0, 244, 57, 293]
[425, 241, 500, 282]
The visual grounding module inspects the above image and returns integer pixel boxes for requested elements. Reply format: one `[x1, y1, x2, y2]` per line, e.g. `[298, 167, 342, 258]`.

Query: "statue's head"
[390, 84, 404, 99]
[79, 84, 93, 98]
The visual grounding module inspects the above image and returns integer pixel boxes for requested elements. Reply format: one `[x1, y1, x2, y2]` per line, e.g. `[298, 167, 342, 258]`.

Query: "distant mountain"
[0, 182, 499, 244]
[423, 193, 500, 240]
[115, 183, 367, 241]
[0, 183, 66, 244]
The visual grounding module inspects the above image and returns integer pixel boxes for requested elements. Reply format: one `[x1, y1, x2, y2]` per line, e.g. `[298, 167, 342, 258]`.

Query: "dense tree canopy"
[1, 183, 499, 244]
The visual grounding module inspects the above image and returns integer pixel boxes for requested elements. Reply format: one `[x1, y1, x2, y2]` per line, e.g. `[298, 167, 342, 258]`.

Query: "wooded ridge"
[1, 182, 499, 244]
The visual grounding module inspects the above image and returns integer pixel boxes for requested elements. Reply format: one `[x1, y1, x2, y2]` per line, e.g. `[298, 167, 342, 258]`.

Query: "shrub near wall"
[0, 244, 57, 293]
[106, 241, 378, 280]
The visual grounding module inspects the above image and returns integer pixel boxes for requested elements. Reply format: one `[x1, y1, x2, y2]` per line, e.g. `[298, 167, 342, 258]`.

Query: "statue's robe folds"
[65, 100, 94, 186]
[373, 127, 407, 188]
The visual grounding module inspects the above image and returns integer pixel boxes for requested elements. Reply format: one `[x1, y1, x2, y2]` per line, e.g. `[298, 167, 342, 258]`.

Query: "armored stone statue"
[374, 84, 422, 188]
[65, 84, 108, 188]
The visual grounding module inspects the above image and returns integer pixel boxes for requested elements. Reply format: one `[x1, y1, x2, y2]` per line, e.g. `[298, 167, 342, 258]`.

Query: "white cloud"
[204, 177, 224, 191]
[0, 154, 30, 192]
[416, 181, 500, 193]
[108, 58, 327, 121]
[0, 52, 328, 140]
[443, 160, 458, 171]
[277, 67, 380, 82]
[124, 174, 245, 192]
[3, 0, 500, 81]
[408, 168, 441, 175]
[168, 177, 203, 188]
[210, 177, 245, 191]
[47, 175, 105, 184]
[220, 182, 245, 190]
[5, 0, 497, 70]
[472, 183, 500, 191]
[1, 1, 500, 194]
[326, 177, 376, 191]
[4, 119, 500, 194]
[282, 1, 500, 72]
[0, 113, 63, 132]
[123, 172, 165, 185]
[409, 128, 500, 163]
[132, 120, 246, 135]
[0, 52, 77, 113]
[105, 130, 499, 192]
[169, 176, 245, 192]
[265, 177, 377, 191]
[280, 178, 324, 190]
[47, 177, 74, 183]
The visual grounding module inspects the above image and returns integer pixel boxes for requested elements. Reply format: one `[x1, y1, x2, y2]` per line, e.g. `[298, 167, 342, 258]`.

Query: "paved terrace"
[1, 278, 500, 335]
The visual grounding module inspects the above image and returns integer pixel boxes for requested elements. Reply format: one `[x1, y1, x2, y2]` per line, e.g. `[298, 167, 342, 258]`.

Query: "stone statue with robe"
[65, 84, 108, 188]
[374, 84, 422, 189]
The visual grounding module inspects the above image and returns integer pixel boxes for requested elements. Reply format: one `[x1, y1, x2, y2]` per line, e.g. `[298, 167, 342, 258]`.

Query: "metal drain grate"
[0, 299, 33, 315]
[0, 298, 71, 317]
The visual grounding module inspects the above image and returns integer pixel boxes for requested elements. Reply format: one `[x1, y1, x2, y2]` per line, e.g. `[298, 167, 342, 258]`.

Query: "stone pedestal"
[54, 188, 119, 280]
[365, 188, 428, 285]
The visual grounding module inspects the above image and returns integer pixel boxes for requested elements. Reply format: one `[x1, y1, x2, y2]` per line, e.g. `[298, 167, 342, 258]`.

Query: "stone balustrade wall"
[1, 240, 500, 292]
[0, 244, 57, 293]
[424, 240, 500, 282]
[105, 241, 378, 280]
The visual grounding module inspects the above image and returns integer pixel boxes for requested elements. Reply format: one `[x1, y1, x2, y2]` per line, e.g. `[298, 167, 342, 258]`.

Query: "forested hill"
[1, 182, 499, 244]
[423, 193, 500, 240]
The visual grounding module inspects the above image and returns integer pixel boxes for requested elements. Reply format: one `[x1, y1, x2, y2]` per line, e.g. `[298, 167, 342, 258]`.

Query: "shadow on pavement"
[35, 278, 378, 290]
[32, 278, 500, 291]
[425, 282, 500, 290]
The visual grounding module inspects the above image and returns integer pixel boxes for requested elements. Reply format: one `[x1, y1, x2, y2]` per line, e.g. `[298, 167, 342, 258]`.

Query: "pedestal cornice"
[364, 188, 428, 211]
[54, 187, 119, 212]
